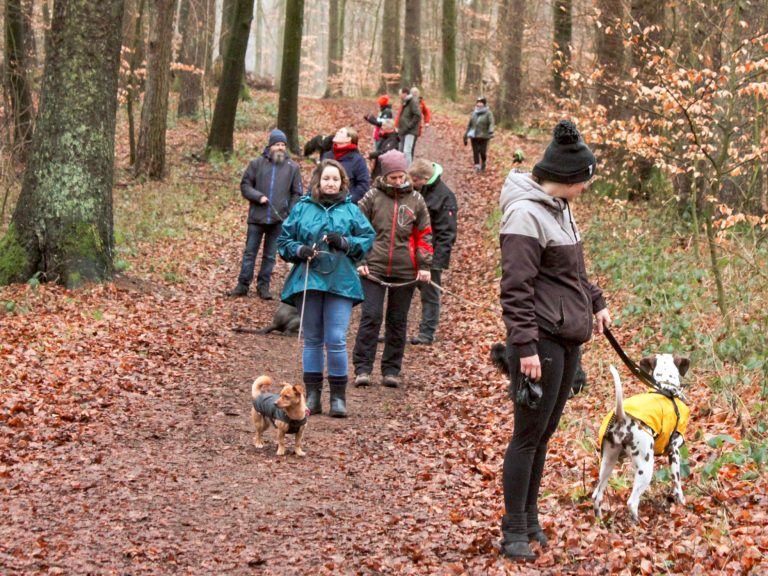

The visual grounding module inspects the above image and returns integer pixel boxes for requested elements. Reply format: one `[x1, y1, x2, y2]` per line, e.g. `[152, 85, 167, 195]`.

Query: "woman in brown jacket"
[352, 150, 433, 388]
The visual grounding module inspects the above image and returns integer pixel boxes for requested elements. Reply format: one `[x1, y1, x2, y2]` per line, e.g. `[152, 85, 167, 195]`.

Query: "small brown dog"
[251, 375, 308, 456]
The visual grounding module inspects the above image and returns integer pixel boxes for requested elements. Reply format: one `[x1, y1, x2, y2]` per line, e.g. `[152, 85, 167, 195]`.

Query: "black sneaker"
[257, 286, 273, 300]
[228, 283, 249, 297]
[410, 334, 433, 345]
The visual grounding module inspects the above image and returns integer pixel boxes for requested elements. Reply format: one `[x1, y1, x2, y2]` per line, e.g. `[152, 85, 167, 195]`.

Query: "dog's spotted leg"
[294, 426, 306, 457]
[627, 431, 655, 522]
[593, 439, 622, 518]
[668, 434, 686, 505]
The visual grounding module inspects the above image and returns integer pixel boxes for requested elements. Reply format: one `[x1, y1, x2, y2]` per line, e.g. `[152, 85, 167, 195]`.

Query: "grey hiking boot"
[382, 374, 401, 388]
[410, 334, 433, 345]
[354, 373, 371, 387]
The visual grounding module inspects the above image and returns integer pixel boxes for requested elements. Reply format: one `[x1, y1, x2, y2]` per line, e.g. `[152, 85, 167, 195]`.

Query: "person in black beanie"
[496, 119, 611, 561]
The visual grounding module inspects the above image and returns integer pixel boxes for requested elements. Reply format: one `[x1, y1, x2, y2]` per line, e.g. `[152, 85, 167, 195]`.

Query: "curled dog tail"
[491, 343, 510, 376]
[252, 375, 273, 399]
[609, 365, 626, 422]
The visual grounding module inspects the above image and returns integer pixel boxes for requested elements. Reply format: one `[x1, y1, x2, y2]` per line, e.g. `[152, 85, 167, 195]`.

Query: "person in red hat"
[364, 95, 394, 151]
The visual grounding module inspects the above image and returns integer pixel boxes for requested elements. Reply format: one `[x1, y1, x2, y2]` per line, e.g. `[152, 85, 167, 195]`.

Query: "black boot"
[526, 505, 548, 547]
[500, 513, 536, 561]
[304, 372, 323, 415]
[328, 376, 348, 418]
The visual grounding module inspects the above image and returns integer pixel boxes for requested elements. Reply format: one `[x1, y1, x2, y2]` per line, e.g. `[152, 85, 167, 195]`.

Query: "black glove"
[325, 233, 349, 252]
[296, 245, 316, 260]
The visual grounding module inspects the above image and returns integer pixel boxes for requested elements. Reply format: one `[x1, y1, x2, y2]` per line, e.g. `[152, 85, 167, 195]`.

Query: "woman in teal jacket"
[278, 159, 375, 418]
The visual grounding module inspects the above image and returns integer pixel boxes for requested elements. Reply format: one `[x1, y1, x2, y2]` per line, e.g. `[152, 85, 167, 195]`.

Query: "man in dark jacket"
[229, 129, 303, 299]
[322, 126, 370, 203]
[396, 87, 422, 166]
[407, 159, 458, 344]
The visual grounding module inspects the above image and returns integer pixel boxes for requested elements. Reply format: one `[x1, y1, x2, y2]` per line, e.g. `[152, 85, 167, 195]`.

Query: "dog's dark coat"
[252, 393, 307, 434]
[303, 134, 333, 160]
[259, 302, 300, 335]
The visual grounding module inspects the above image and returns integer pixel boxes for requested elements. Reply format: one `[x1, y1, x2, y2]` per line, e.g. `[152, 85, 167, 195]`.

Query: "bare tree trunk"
[277, 0, 304, 154]
[4, 0, 35, 159]
[463, 0, 487, 93]
[177, 0, 205, 117]
[206, 0, 253, 155]
[2, 0, 125, 287]
[380, 0, 400, 92]
[595, 0, 624, 117]
[126, 0, 147, 165]
[441, 0, 457, 101]
[324, 0, 345, 97]
[552, 0, 571, 96]
[135, 0, 175, 179]
[497, 0, 524, 126]
[401, 0, 422, 87]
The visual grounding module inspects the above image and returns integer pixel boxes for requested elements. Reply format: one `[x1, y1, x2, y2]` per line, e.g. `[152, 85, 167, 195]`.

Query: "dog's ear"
[673, 356, 690, 377]
[293, 383, 305, 395]
[639, 356, 657, 375]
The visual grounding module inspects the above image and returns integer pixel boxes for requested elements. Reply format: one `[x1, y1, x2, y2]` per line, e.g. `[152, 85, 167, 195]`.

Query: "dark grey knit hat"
[532, 120, 596, 184]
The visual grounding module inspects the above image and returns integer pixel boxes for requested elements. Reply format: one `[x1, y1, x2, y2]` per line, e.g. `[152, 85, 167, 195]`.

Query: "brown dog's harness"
[253, 394, 308, 434]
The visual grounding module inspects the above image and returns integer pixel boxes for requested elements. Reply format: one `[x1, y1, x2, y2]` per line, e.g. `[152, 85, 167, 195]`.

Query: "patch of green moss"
[0, 225, 31, 286]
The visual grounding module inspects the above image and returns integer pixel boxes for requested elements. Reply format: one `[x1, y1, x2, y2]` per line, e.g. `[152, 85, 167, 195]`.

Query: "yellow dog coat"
[598, 392, 690, 455]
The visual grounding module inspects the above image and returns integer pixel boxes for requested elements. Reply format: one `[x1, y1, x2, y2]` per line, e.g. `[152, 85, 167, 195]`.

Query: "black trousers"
[352, 276, 416, 376]
[471, 138, 489, 167]
[502, 337, 581, 515]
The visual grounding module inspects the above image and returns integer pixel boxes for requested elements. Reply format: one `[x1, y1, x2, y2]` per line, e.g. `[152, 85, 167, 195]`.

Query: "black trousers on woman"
[502, 337, 581, 518]
[352, 276, 416, 377]
[470, 137, 490, 168]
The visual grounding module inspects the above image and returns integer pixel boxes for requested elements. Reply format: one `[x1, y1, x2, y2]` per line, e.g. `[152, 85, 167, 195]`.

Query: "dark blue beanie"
[268, 129, 288, 147]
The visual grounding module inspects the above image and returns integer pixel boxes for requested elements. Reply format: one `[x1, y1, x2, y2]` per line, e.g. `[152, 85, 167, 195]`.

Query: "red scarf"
[333, 143, 358, 160]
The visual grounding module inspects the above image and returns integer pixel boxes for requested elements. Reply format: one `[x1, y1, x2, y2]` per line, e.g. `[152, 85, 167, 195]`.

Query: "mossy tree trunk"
[205, 0, 254, 156]
[497, 0, 524, 126]
[4, 0, 35, 159]
[134, 0, 175, 179]
[177, 0, 205, 118]
[441, 0, 457, 101]
[1, 0, 125, 287]
[379, 0, 400, 93]
[276, 0, 304, 155]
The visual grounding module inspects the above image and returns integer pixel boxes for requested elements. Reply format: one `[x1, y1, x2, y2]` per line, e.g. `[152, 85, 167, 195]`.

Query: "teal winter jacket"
[278, 195, 375, 305]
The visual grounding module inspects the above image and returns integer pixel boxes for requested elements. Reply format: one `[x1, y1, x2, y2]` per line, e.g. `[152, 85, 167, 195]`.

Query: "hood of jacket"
[500, 171, 564, 217]
[425, 163, 443, 188]
[374, 177, 414, 198]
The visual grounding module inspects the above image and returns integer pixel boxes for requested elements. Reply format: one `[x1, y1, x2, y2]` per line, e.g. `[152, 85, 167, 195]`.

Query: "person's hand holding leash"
[259, 196, 268, 205]
[594, 308, 612, 335]
[357, 264, 369, 276]
[296, 245, 316, 260]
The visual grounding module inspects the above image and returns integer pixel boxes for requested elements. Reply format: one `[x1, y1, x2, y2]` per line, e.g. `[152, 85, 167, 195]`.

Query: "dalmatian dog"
[593, 354, 691, 521]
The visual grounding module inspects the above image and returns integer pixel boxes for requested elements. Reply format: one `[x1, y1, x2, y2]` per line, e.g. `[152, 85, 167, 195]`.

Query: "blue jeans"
[296, 291, 354, 377]
[400, 134, 417, 166]
[237, 222, 281, 288]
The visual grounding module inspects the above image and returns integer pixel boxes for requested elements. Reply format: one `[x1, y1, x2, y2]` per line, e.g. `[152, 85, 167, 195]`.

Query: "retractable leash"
[294, 243, 318, 383]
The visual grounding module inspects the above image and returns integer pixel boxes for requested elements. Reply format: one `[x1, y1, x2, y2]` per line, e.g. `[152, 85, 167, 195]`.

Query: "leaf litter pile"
[1, 97, 766, 575]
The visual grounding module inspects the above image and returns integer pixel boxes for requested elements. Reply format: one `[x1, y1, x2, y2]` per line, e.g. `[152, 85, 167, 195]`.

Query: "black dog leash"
[603, 326, 660, 391]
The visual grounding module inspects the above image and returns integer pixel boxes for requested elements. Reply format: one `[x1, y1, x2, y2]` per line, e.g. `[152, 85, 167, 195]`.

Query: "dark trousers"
[353, 276, 416, 376]
[416, 269, 442, 340]
[471, 138, 489, 167]
[237, 222, 281, 289]
[502, 337, 581, 515]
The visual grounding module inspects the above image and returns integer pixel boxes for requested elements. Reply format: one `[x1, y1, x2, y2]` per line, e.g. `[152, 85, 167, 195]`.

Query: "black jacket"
[368, 132, 401, 179]
[419, 163, 458, 269]
[240, 152, 304, 225]
[397, 95, 422, 137]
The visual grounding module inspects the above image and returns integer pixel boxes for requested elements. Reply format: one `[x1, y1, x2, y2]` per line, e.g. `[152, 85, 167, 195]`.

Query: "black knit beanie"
[532, 120, 596, 184]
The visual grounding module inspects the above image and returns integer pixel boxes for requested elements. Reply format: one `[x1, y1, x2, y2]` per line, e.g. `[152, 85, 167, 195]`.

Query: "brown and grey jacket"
[499, 172, 606, 357]
[358, 179, 433, 279]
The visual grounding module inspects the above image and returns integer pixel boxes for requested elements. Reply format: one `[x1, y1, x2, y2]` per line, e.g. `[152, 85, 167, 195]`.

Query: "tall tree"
[126, 0, 147, 165]
[441, 0, 457, 100]
[4, 0, 35, 158]
[134, 0, 175, 179]
[1, 0, 125, 287]
[595, 0, 624, 117]
[552, 0, 572, 96]
[277, 0, 304, 154]
[463, 0, 487, 92]
[206, 0, 254, 155]
[177, 0, 206, 117]
[324, 0, 346, 97]
[401, 0, 422, 87]
[380, 0, 400, 92]
[497, 0, 524, 126]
